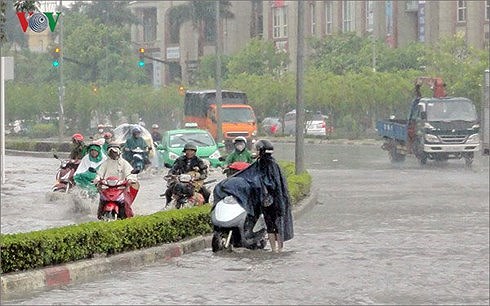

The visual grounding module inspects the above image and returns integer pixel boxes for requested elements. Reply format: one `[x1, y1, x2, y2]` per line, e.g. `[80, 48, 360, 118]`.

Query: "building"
[130, 1, 488, 87]
[129, 0, 262, 87]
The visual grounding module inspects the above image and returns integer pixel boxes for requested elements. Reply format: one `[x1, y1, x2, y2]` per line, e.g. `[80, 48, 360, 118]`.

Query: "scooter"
[97, 169, 140, 221]
[223, 161, 250, 177]
[130, 147, 147, 172]
[211, 194, 267, 253]
[163, 172, 206, 209]
[52, 154, 80, 192]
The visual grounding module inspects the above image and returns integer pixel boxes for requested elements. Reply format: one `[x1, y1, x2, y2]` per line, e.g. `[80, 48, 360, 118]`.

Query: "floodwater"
[1, 142, 489, 305]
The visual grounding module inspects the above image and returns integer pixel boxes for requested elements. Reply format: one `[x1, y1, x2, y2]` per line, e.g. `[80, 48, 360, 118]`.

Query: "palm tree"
[14, 0, 39, 12]
[169, 0, 234, 57]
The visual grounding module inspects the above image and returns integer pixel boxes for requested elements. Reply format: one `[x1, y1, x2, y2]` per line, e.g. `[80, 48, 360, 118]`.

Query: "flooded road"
[1, 142, 489, 305]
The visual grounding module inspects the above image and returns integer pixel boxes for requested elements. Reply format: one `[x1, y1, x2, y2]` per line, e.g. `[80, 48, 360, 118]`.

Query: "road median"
[1, 192, 317, 300]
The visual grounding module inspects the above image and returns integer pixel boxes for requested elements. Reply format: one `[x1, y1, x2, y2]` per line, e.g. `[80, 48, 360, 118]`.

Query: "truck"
[376, 77, 480, 166]
[183, 89, 258, 151]
[482, 69, 490, 155]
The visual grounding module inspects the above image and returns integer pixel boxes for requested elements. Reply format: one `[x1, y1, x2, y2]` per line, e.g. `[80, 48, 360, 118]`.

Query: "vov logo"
[16, 11, 61, 33]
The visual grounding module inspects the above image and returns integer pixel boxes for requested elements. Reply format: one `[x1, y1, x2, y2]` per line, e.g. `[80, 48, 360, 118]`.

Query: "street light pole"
[215, 0, 223, 144]
[295, 1, 305, 174]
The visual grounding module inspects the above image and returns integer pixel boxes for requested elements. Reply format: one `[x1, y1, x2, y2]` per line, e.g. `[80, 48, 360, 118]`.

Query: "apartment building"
[262, 0, 489, 73]
[128, 0, 488, 87]
[128, 0, 262, 87]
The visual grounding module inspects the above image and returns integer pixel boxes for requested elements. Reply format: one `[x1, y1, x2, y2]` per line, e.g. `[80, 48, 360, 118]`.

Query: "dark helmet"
[132, 126, 142, 134]
[182, 143, 197, 152]
[255, 139, 274, 155]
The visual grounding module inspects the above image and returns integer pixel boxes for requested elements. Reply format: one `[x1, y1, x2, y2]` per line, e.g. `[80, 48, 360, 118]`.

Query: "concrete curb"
[1, 192, 318, 299]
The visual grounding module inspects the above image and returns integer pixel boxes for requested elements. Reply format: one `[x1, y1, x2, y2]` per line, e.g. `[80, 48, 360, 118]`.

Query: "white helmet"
[233, 136, 247, 144]
[152, 124, 159, 129]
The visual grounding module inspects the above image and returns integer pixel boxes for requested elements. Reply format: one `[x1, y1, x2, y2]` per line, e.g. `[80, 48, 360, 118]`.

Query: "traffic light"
[52, 46, 61, 67]
[138, 48, 145, 67]
[178, 85, 185, 96]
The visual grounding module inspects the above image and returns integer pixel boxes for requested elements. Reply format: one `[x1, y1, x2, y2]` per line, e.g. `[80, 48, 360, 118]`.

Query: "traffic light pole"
[58, 0, 65, 142]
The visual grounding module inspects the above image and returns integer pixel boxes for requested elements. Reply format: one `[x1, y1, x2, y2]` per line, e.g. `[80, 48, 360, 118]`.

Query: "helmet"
[72, 133, 84, 142]
[182, 143, 197, 152]
[152, 124, 159, 129]
[97, 124, 104, 129]
[107, 143, 121, 157]
[87, 143, 101, 152]
[233, 136, 247, 144]
[132, 126, 142, 134]
[255, 139, 274, 155]
[103, 132, 112, 139]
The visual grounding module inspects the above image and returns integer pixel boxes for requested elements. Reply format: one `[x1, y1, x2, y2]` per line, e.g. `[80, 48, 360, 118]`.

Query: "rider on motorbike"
[225, 136, 254, 165]
[94, 143, 139, 220]
[73, 142, 107, 196]
[164, 143, 210, 206]
[123, 126, 150, 167]
[69, 133, 87, 160]
[101, 132, 113, 153]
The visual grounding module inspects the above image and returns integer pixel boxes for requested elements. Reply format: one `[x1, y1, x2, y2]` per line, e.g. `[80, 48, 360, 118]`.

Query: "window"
[142, 8, 157, 42]
[273, 6, 288, 38]
[325, 1, 333, 34]
[366, 1, 374, 32]
[342, 1, 354, 32]
[486, 0, 490, 21]
[457, 0, 466, 22]
[310, 2, 316, 35]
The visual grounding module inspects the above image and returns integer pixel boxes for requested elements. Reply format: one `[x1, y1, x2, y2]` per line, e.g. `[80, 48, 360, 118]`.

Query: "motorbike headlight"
[169, 152, 179, 161]
[209, 150, 221, 159]
[466, 133, 480, 144]
[424, 134, 440, 143]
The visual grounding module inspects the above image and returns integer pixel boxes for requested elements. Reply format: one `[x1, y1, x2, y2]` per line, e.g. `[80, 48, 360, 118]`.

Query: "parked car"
[283, 109, 333, 137]
[283, 110, 297, 136]
[260, 117, 282, 136]
[156, 125, 225, 168]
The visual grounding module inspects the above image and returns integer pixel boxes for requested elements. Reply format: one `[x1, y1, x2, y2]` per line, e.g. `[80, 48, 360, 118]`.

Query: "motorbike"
[223, 161, 250, 177]
[52, 154, 80, 192]
[97, 169, 140, 221]
[129, 147, 147, 172]
[211, 194, 267, 253]
[163, 172, 206, 209]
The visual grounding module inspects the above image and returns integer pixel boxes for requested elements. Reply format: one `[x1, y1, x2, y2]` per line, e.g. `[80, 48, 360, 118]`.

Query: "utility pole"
[295, 1, 305, 174]
[58, 0, 65, 142]
[215, 0, 223, 144]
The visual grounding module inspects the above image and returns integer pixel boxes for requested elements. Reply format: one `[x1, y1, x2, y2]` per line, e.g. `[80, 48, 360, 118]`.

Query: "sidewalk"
[0, 192, 318, 299]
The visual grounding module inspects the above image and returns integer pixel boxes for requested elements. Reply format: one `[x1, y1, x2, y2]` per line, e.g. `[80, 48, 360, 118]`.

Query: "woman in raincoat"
[73, 143, 107, 196]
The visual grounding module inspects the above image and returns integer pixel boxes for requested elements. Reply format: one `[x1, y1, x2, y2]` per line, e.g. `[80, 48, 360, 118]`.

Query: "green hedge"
[0, 207, 212, 274]
[5, 139, 71, 152]
[0, 162, 311, 274]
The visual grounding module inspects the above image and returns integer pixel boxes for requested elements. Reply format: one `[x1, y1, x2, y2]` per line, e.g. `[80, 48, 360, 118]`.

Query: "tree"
[227, 38, 290, 76]
[168, 0, 233, 57]
[66, 0, 138, 28]
[61, 11, 145, 84]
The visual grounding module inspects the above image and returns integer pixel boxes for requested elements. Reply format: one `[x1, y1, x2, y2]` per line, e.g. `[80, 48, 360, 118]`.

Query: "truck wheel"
[464, 153, 474, 167]
[389, 147, 405, 163]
